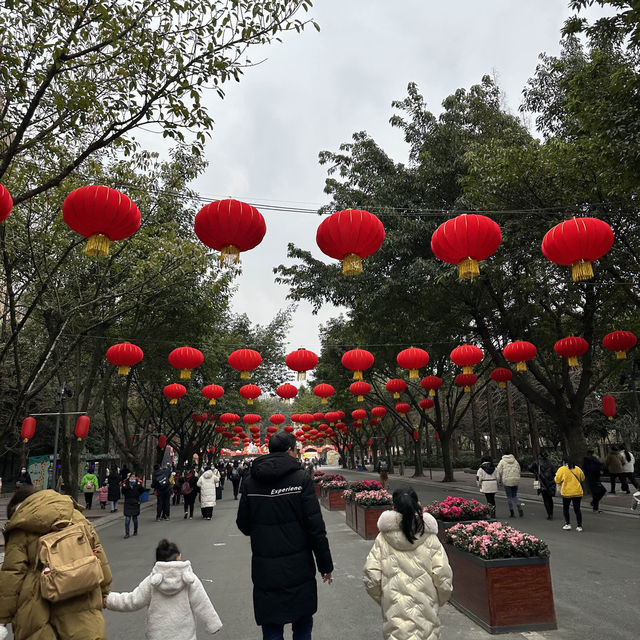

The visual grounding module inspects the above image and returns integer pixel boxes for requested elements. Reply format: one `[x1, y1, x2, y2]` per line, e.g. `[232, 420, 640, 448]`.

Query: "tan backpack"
[38, 520, 104, 602]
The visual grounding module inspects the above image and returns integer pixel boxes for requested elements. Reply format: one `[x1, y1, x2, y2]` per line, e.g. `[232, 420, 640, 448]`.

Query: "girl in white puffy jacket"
[363, 487, 453, 640]
[106, 539, 222, 639]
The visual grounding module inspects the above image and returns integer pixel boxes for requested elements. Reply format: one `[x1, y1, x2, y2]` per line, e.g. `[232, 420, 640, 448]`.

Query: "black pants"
[201, 506, 213, 519]
[172, 490, 181, 505]
[541, 490, 554, 517]
[157, 490, 171, 519]
[84, 492, 94, 509]
[484, 492, 495, 506]
[610, 473, 629, 493]
[587, 479, 603, 510]
[183, 493, 197, 516]
[232, 479, 240, 499]
[562, 496, 582, 526]
[623, 472, 638, 490]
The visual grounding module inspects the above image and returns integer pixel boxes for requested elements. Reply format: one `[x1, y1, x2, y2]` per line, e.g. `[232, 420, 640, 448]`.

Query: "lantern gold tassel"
[499, 382, 506, 389]
[342, 253, 362, 276]
[209, 399, 216, 405]
[297, 371, 306, 381]
[321, 398, 327, 404]
[240, 371, 250, 379]
[117, 365, 130, 375]
[85, 233, 111, 257]
[462, 366, 473, 375]
[571, 259, 594, 282]
[220, 244, 240, 266]
[568, 357, 579, 367]
[180, 369, 191, 379]
[615, 351, 626, 359]
[247, 399, 253, 405]
[429, 389, 435, 397]
[516, 361, 527, 372]
[409, 369, 418, 379]
[393, 392, 400, 399]
[170, 399, 178, 405]
[358, 395, 364, 402]
[353, 371, 363, 380]
[458, 257, 479, 280]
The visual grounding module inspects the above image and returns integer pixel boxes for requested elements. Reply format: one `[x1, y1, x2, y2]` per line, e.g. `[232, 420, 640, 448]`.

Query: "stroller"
[631, 491, 640, 513]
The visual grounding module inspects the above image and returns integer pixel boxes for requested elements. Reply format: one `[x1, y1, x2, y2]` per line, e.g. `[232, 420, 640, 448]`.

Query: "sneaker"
[123, 534, 130, 539]
[518, 504, 524, 517]
[184, 513, 188, 519]
[133, 531, 138, 536]
[562, 524, 571, 530]
[576, 526, 583, 532]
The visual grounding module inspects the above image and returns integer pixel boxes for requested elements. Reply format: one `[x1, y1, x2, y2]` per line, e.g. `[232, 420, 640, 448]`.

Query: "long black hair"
[392, 487, 424, 544]
[621, 443, 631, 463]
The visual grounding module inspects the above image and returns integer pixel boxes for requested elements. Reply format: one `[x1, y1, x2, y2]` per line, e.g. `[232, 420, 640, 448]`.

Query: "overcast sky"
[186, 0, 609, 353]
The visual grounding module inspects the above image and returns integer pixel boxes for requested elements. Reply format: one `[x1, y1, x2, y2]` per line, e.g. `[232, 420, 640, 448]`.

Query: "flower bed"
[354, 489, 393, 539]
[313, 471, 324, 497]
[424, 496, 495, 522]
[322, 480, 348, 491]
[343, 481, 383, 530]
[319, 476, 348, 511]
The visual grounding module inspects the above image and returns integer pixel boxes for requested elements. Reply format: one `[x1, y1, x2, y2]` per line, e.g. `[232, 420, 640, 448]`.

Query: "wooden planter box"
[320, 487, 346, 510]
[355, 504, 392, 539]
[444, 544, 557, 634]
[436, 519, 496, 544]
[314, 483, 321, 498]
[345, 500, 357, 531]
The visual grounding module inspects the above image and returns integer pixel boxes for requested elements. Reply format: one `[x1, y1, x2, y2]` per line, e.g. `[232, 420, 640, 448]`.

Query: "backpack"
[157, 475, 169, 489]
[181, 479, 193, 495]
[38, 521, 104, 602]
[231, 467, 240, 480]
[379, 460, 388, 472]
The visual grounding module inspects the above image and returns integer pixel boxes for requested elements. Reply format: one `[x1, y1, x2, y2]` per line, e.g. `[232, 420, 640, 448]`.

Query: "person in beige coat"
[363, 487, 453, 640]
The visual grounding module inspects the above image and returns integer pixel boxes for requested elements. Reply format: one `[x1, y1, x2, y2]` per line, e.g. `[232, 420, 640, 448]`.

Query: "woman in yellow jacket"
[554, 457, 586, 532]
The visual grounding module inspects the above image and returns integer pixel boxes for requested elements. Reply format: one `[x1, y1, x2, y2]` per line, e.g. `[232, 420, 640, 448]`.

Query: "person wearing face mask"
[121, 473, 145, 539]
[15, 466, 32, 488]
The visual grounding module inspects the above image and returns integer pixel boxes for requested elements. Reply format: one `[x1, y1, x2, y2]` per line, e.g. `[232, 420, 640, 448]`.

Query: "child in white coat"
[105, 539, 222, 639]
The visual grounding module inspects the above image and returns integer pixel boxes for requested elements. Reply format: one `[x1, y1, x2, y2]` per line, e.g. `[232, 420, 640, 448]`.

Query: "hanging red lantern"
[270, 414, 286, 426]
[395, 402, 411, 418]
[158, 435, 167, 449]
[431, 213, 502, 279]
[324, 411, 339, 425]
[420, 376, 442, 397]
[419, 397, 435, 411]
[542, 217, 614, 282]
[301, 424, 311, 433]
[397, 347, 430, 379]
[336, 410, 346, 421]
[220, 413, 240, 426]
[291, 413, 301, 424]
[316, 209, 385, 275]
[602, 395, 616, 420]
[231, 425, 243, 434]
[164, 383, 186, 405]
[412, 429, 419, 442]
[602, 331, 637, 360]
[243, 414, 261, 427]
[351, 408, 367, 421]
[503, 341, 537, 372]
[276, 383, 298, 403]
[267, 426, 278, 435]
[455, 373, 477, 392]
[0, 184, 13, 223]
[21, 417, 36, 443]
[451, 344, 483, 374]
[342, 348, 374, 380]
[202, 384, 225, 405]
[300, 413, 315, 425]
[192, 413, 207, 425]
[371, 406, 387, 419]
[490, 368, 513, 389]
[313, 383, 335, 404]
[239, 384, 261, 405]
[284, 425, 295, 433]
[75, 415, 90, 441]
[214, 425, 225, 434]
[228, 348, 262, 379]
[169, 346, 204, 380]
[249, 426, 260, 435]
[105, 342, 144, 375]
[349, 381, 371, 402]
[313, 412, 324, 423]
[369, 419, 379, 428]
[286, 348, 319, 381]
[62, 185, 141, 257]
[194, 199, 266, 266]
[554, 337, 589, 367]
[386, 378, 407, 399]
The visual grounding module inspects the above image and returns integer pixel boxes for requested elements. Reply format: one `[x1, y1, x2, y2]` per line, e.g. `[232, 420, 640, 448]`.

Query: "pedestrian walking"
[605, 445, 628, 494]
[173, 473, 182, 505]
[619, 443, 637, 492]
[119, 464, 130, 482]
[80, 466, 99, 510]
[152, 464, 171, 521]
[229, 461, 242, 500]
[237, 431, 333, 640]
[216, 461, 226, 490]
[98, 481, 109, 509]
[181, 468, 198, 519]
[108, 466, 121, 512]
[377, 458, 389, 489]
[582, 450, 606, 513]
[0, 486, 112, 639]
[363, 487, 453, 640]
[555, 457, 585, 531]
[105, 539, 222, 639]
[15, 466, 32, 488]
[496, 450, 523, 517]
[122, 473, 145, 539]
[197, 467, 219, 520]
[528, 451, 556, 520]
[476, 455, 498, 510]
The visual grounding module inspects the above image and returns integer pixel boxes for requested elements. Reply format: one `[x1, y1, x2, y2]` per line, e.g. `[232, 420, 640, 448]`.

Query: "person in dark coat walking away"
[237, 431, 333, 640]
[108, 466, 121, 512]
[582, 450, 606, 513]
[152, 464, 171, 521]
[181, 469, 198, 519]
[529, 451, 557, 519]
[605, 445, 627, 494]
[229, 461, 242, 500]
[15, 467, 32, 488]
[122, 473, 144, 538]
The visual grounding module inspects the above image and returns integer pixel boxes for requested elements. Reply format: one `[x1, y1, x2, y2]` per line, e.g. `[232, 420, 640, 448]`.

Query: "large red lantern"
[352, 408, 367, 421]
[490, 368, 513, 389]
[194, 199, 266, 266]
[21, 417, 36, 443]
[450, 345, 483, 374]
[106, 342, 144, 375]
[169, 346, 204, 380]
[285, 348, 319, 381]
[431, 214, 502, 279]
[0, 184, 13, 223]
[243, 414, 261, 426]
[602, 331, 637, 360]
[342, 348, 374, 380]
[397, 347, 429, 379]
[62, 185, 141, 257]
[270, 414, 286, 426]
[221, 413, 240, 426]
[313, 383, 335, 404]
[349, 381, 371, 402]
[419, 398, 435, 411]
[202, 384, 224, 405]
[239, 384, 261, 405]
[299, 413, 315, 425]
[284, 425, 295, 433]
[75, 415, 90, 441]
[313, 412, 324, 423]
[554, 337, 589, 367]
[412, 429, 420, 442]
[158, 435, 167, 449]
[541, 217, 614, 282]
[371, 406, 387, 419]
[228, 348, 262, 379]
[192, 412, 207, 425]
[602, 395, 616, 421]
[455, 373, 477, 392]
[164, 383, 186, 405]
[420, 376, 442, 397]
[395, 402, 411, 417]
[276, 383, 298, 403]
[316, 209, 385, 276]
[386, 378, 407, 399]
[503, 341, 537, 372]
[267, 426, 278, 435]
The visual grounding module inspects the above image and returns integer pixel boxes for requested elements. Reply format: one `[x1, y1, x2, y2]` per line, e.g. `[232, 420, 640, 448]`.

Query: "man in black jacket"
[151, 464, 171, 521]
[237, 431, 333, 640]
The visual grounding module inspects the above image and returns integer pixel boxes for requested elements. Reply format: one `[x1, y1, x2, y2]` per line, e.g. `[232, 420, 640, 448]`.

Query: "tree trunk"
[563, 412, 588, 465]
[440, 432, 455, 482]
[486, 389, 498, 459]
[412, 431, 424, 477]
[506, 383, 519, 457]
[526, 397, 540, 459]
[471, 396, 482, 458]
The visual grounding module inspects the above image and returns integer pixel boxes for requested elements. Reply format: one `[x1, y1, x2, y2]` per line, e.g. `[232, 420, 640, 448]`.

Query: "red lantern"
[164, 383, 186, 405]
[420, 376, 442, 397]
[21, 417, 36, 443]
[554, 337, 589, 367]
[202, 384, 224, 405]
[316, 209, 385, 275]
[431, 213, 502, 279]
[450, 344, 483, 374]
[313, 383, 335, 404]
[349, 381, 371, 402]
[324, 411, 339, 425]
[602, 331, 637, 360]
[106, 342, 143, 375]
[490, 368, 513, 389]
[0, 184, 13, 223]
[75, 415, 90, 441]
[419, 398, 435, 411]
[214, 425, 225, 434]
[276, 383, 298, 403]
[284, 425, 294, 433]
[249, 426, 261, 435]
[542, 217, 614, 282]
[228, 348, 262, 379]
[169, 346, 204, 380]
[194, 199, 266, 266]
[313, 412, 324, 423]
[351, 408, 367, 421]
[239, 384, 261, 405]
[267, 426, 278, 435]
[503, 341, 537, 372]
[455, 373, 477, 392]
[286, 348, 319, 381]
[300, 413, 315, 425]
[386, 378, 407, 399]
[371, 406, 387, 419]
[602, 395, 616, 420]
[192, 413, 208, 425]
[270, 414, 286, 426]
[243, 414, 261, 426]
[336, 410, 346, 420]
[158, 435, 167, 449]
[397, 347, 429, 379]
[220, 413, 239, 427]
[395, 402, 411, 417]
[412, 429, 419, 442]
[62, 185, 141, 257]
[342, 348, 374, 380]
